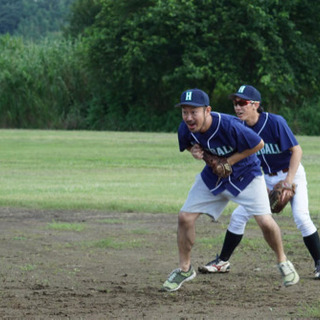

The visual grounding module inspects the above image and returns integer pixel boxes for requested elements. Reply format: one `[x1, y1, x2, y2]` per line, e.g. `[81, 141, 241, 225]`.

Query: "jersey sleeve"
[230, 119, 262, 152]
[177, 122, 193, 152]
[275, 115, 299, 151]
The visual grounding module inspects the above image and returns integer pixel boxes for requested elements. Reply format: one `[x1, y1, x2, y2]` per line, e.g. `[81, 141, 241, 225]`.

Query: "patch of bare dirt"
[0, 208, 318, 319]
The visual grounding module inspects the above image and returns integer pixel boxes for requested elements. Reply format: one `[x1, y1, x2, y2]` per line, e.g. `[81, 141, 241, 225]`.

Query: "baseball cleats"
[162, 266, 196, 292]
[198, 254, 230, 273]
[314, 260, 320, 279]
[278, 260, 299, 287]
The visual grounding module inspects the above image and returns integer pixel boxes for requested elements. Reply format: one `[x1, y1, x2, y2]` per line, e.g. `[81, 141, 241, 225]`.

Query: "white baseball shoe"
[198, 254, 230, 273]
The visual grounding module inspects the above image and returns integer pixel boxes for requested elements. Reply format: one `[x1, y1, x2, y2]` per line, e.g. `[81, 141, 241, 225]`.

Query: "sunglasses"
[233, 99, 251, 107]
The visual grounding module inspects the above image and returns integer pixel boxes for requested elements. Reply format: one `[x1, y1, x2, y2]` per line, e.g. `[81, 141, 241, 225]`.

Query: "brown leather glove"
[202, 151, 232, 178]
[269, 180, 296, 214]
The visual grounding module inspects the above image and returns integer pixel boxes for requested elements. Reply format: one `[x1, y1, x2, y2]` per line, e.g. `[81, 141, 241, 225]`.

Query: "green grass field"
[0, 129, 319, 217]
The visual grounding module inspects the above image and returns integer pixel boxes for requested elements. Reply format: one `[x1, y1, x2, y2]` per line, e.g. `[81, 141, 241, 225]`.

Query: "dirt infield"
[0, 208, 319, 319]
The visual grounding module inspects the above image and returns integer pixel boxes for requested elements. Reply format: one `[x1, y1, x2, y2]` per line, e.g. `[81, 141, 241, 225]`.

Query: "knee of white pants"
[228, 207, 250, 235]
[228, 222, 246, 235]
[294, 214, 317, 237]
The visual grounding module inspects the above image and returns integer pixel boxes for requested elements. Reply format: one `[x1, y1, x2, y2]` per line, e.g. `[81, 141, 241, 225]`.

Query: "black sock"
[219, 230, 243, 261]
[303, 231, 320, 265]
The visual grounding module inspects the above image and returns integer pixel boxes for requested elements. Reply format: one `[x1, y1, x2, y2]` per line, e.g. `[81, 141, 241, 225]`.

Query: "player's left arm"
[227, 139, 264, 166]
[284, 144, 302, 185]
[187, 144, 203, 160]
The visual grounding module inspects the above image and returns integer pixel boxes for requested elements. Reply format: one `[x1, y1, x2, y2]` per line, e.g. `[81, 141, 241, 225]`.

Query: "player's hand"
[281, 179, 295, 202]
[269, 180, 296, 214]
[280, 186, 295, 202]
[190, 144, 204, 160]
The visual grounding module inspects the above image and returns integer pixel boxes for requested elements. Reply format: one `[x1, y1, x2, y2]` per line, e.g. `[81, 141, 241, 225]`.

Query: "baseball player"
[199, 85, 320, 279]
[162, 88, 299, 292]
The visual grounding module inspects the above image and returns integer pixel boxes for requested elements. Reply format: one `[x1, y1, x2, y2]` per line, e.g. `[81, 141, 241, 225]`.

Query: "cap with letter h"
[175, 88, 210, 107]
[229, 85, 261, 102]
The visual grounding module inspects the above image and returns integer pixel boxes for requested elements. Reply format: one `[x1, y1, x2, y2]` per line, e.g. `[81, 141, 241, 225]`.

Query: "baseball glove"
[202, 151, 232, 179]
[269, 180, 296, 214]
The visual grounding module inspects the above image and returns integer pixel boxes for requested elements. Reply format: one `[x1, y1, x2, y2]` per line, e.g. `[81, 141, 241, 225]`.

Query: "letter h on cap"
[185, 91, 192, 101]
[238, 86, 246, 93]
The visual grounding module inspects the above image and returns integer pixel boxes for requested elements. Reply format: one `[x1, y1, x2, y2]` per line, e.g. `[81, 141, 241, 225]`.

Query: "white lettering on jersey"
[256, 143, 281, 155]
[210, 146, 234, 156]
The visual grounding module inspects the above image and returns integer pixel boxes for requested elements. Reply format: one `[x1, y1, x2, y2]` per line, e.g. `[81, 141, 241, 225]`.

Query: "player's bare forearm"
[227, 139, 264, 166]
[285, 145, 302, 184]
[187, 144, 204, 160]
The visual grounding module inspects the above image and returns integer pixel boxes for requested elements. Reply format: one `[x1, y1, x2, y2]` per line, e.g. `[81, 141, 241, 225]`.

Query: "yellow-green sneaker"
[278, 260, 299, 287]
[162, 266, 196, 292]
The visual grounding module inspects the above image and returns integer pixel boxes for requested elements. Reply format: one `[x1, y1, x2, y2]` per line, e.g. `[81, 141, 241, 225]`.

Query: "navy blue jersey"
[246, 112, 298, 174]
[178, 112, 262, 196]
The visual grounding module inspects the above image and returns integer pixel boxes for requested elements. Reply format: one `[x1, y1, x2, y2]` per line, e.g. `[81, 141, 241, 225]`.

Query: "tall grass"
[0, 130, 319, 216]
[0, 35, 90, 129]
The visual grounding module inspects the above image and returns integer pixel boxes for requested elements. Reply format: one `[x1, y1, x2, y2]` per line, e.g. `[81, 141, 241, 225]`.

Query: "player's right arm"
[227, 139, 264, 166]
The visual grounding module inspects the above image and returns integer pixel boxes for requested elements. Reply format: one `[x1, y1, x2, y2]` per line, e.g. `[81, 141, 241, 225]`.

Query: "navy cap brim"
[229, 93, 252, 100]
[175, 102, 207, 108]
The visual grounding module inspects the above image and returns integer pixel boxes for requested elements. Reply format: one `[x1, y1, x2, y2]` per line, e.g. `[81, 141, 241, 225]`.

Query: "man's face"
[182, 105, 211, 133]
[233, 98, 257, 122]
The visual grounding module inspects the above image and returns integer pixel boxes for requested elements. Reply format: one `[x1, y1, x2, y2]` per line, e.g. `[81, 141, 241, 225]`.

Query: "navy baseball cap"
[229, 85, 261, 102]
[175, 88, 210, 107]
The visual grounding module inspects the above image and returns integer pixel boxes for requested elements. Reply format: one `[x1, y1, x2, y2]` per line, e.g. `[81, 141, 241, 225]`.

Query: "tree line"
[0, 0, 320, 134]
[0, 0, 74, 40]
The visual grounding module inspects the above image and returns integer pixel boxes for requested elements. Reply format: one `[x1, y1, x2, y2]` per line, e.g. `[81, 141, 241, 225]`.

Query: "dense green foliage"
[0, 0, 320, 133]
[80, 0, 320, 132]
[64, 0, 102, 39]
